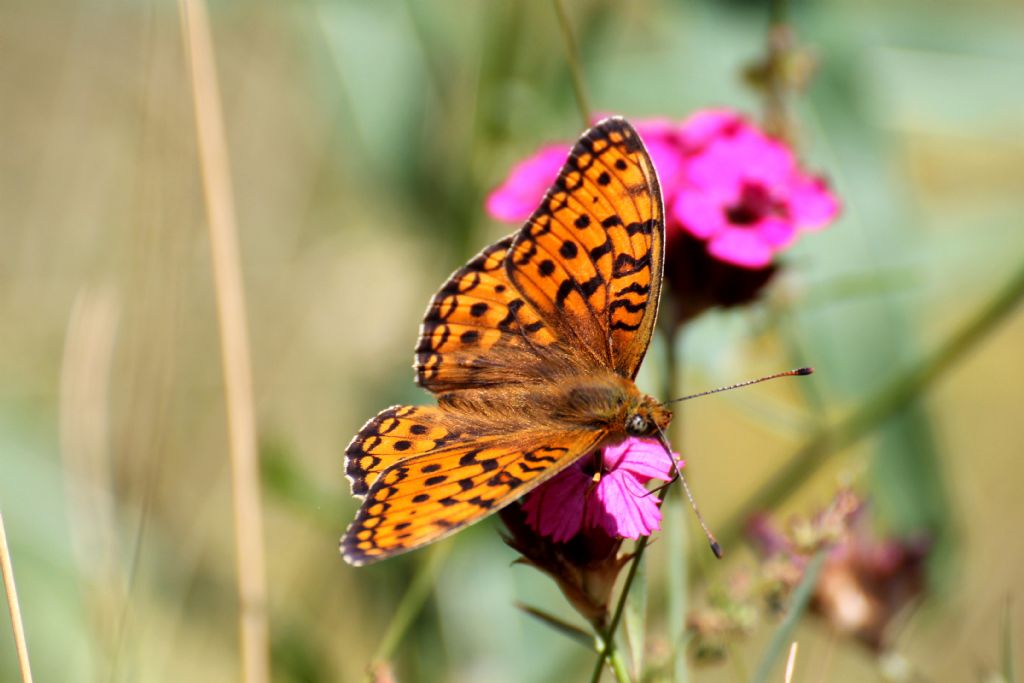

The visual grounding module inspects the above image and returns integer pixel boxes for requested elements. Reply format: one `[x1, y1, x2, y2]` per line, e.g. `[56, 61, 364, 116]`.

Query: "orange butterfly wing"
[415, 117, 664, 393]
[341, 118, 665, 565]
[343, 410, 604, 566]
[506, 118, 664, 379]
[345, 405, 453, 499]
[414, 236, 560, 394]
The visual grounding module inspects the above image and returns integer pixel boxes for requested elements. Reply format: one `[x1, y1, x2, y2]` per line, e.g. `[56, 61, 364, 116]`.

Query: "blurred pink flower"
[485, 145, 569, 222]
[522, 437, 679, 543]
[671, 109, 838, 268]
[485, 110, 839, 270]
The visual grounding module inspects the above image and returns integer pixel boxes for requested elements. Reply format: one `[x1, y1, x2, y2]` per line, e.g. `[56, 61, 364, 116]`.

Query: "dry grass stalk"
[177, 0, 269, 680]
[1, 511, 34, 683]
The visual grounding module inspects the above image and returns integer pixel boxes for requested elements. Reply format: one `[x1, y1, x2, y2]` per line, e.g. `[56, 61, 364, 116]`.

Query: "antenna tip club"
[794, 367, 814, 376]
[710, 541, 723, 559]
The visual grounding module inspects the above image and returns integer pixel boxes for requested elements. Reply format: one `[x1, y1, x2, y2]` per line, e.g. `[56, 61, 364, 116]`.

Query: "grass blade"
[784, 641, 798, 683]
[751, 550, 826, 683]
[178, 1, 269, 680]
[0, 510, 34, 683]
[366, 544, 450, 681]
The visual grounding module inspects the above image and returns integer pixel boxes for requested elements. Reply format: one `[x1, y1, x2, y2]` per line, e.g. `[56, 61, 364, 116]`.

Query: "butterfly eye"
[627, 414, 648, 435]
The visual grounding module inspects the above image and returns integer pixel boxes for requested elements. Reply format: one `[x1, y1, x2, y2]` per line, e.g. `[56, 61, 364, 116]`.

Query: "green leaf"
[750, 550, 827, 683]
[515, 602, 595, 650]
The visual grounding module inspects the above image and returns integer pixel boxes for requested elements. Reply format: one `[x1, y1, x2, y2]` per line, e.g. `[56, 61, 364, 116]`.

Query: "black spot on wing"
[612, 253, 651, 277]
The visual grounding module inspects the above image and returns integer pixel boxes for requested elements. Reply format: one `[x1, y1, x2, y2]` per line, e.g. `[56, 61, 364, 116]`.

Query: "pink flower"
[485, 145, 568, 222]
[671, 110, 839, 268]
[521, 438, 679, 543]
[485, 110, 839, 270]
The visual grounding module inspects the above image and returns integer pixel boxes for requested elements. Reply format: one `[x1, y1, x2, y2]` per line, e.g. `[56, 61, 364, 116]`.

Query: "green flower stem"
[552, 0, 592, 128]
[607, 642, 633, 683]
[590, 533, 652, 683]
[718, 258, 1024, 553]
[757, 0, 794, 142]
[364, 544, 450, 682]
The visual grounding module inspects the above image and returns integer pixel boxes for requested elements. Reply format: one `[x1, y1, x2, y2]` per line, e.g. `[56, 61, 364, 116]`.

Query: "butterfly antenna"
[654, 425, 723, 559]
[666, 367, 813, 405]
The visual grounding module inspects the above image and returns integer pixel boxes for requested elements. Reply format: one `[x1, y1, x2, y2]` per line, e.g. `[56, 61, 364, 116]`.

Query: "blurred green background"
[2, 0, 1024, 681]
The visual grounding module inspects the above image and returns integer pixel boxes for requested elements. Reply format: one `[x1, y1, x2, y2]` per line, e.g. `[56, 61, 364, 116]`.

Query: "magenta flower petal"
[522, 463, 590, 543]
[642, 137, 687, 195]
[672, 191, 730, 239]
[752, 215, 798, 248]
[785, 175, 841, 230]
[603, 438, 677, 483]
[523, 437, 681, 542]
[591, 469, 662, 539]
[678, 109, 743, 150]
[707, 227, 776, 269]
[728, 130, 796, 188]
[485, 144, 567, 222]
[684, 142, 747, 193]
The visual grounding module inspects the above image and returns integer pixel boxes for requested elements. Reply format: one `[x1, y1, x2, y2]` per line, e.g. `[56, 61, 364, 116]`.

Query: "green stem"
[364, 544, 450, 681]
[590, 533, 654, 683]
[552, 0, 591, 127]
[718, 258, 1024, 552]
[750, 550, 827, 683]
[759, 0, 792, 141]
[607, 646, 633, 683]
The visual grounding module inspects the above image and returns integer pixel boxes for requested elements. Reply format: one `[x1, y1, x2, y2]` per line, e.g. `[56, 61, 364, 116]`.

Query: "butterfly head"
[624, 395, 672, 437]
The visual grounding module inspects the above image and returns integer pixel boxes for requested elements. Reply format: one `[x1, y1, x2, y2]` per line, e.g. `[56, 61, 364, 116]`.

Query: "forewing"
[506, 117, 665, 378]
[414, 118, 664, 393]
[341, 423, 604, 566]
[415, 236, 561, 393]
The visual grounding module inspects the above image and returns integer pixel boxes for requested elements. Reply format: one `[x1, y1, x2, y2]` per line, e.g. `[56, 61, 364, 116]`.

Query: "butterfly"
[341, 117, 672, 566]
